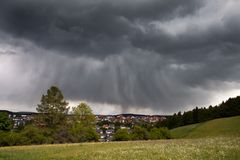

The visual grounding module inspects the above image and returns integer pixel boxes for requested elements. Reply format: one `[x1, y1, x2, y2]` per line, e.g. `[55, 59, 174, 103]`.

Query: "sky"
[0, 0, 240, 115]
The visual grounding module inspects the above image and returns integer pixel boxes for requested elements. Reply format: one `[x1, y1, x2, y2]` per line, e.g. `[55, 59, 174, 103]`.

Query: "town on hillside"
[0, 110, 167, 142]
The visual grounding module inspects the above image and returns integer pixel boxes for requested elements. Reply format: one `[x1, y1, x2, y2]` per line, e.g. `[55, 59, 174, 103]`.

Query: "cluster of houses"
[0, 110, 167, 141]
[96, 114, 166, 124]
[96, 124, 115, 142]
[95, 114, 167, 141]
[0, 110, 36, 129]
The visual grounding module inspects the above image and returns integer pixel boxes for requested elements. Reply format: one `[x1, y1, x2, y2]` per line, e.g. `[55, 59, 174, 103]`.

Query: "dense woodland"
[158, 96, 240, 129]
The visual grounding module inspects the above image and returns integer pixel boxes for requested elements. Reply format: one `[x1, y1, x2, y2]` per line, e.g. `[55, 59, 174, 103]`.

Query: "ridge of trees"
[157, 96, 240, 129]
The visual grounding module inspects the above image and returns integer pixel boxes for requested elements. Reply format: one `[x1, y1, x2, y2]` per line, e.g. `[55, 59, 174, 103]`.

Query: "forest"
[158, 96, 240, 129]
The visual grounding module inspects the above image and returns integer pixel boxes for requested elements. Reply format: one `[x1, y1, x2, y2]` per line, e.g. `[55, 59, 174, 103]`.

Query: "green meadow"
[0, 116, 240, 160]
[0, 137, 240, 160]
[171, 116, 240, 138]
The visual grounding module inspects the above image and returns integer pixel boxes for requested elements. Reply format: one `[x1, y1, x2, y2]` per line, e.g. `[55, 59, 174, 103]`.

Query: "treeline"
[158, 96, 240, 129]
[113, 126, 171, 141]
[0, 86, 99, 146]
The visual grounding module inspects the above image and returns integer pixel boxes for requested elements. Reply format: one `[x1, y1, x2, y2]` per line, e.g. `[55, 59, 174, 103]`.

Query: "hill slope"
[171, 116, 240, 138]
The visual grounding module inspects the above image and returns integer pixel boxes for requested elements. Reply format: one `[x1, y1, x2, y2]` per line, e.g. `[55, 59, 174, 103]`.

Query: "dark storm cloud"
[60, 52, 240, 113]
[1, 0, 240, 114]
[0, 0, 203, 57]
[0, 0, 239, 61]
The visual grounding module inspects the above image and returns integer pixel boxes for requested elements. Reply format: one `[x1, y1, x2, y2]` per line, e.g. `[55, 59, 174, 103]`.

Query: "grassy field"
[171, 116, 240, 138]
[0, 136, 239, 160]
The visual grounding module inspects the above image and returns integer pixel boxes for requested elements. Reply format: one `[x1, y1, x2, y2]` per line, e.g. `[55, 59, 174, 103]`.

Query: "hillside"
[171, 116, 240, 138]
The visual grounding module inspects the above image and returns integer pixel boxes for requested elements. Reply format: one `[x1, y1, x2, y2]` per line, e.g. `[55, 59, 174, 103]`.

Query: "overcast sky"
[0, 0, 240, 114]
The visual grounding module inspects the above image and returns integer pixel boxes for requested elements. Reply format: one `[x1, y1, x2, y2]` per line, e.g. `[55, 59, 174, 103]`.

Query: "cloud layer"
[0, 0, 240, 114]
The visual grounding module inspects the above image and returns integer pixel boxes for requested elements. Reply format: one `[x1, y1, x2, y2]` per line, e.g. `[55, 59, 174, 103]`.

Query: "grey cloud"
[1, 0, 240, 114]
[0, 0, 204, 57]
[22, 49, 240, 113]
[1, 0, 239, 62]
[0, 51, 16, 55]
[1, 43, 240, 113]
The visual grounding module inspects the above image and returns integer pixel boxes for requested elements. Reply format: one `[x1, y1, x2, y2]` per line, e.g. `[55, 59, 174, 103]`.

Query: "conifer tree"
[36, 86, 69, 128]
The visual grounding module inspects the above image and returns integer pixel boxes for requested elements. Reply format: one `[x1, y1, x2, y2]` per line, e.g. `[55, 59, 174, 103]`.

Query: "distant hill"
[0, 110, 169, 117]
[0, 110, 36, 115]
[171, 116, 240, 138]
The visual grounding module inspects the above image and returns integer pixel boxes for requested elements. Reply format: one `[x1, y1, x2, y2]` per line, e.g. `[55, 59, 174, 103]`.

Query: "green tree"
[0, 112, 12, 131]
[70, 102, 98, 142]
[113, 129, 130, 141]
[131, 126, 149, 140]
[72, 102, 95, 126]
[193, 107, 199, 123]
[36, 86, 69, 128]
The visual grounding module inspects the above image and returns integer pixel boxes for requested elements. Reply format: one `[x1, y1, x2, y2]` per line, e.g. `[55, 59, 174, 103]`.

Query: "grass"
[171, 116, 240, 138]
[0, 136, 240, 160]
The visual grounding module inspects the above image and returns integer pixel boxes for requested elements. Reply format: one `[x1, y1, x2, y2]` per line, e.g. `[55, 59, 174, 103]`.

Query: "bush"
[69, 123, 99, 143]
[21, 125, 54, 144]
[113, 129, 131, 141]
[0, 131, 8, 146]
[85, 128, 99, 142]
[159, 127, 171, 139]
[113, 127, 171, 141]
[131, 126, 149, 140]
[149, 128, 171, 139]
[0, 131, 28, 146]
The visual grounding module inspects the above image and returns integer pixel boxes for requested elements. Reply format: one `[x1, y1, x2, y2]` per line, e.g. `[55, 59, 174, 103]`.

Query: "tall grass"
[0, 136, 239, 160]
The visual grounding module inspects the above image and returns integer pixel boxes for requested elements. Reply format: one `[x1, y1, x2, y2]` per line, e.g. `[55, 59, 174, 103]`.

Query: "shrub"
[85, 128, 99, 142]
[21, 125, 53, 144]
[131, 126, 149, 140]
[149, 128, 171, 139]
[113, 129, 131, 141]
[0, 131, 28, 146]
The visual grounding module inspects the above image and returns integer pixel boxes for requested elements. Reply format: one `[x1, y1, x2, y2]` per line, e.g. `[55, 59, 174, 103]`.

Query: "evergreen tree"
[36, 86, 69, 128]
[193, 107, 199, 123]
[0, 112, 12, 131]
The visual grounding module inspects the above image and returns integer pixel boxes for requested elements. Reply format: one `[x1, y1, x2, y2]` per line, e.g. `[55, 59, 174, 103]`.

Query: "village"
[95, 114, 167, 141]
[0, 110, 167, 142]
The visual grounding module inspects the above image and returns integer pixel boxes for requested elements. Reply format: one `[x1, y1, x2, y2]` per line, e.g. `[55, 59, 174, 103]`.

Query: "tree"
[193, 107, 199, 123]
[36, 86, 69, 128]
[113, 129, 130, 141]
[131, 126, 149, 140]
[72, 102, 95, 126]
[0, 112, 12, 131]
[70, 102, 98, 142]
[182, 111, 193, 125]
